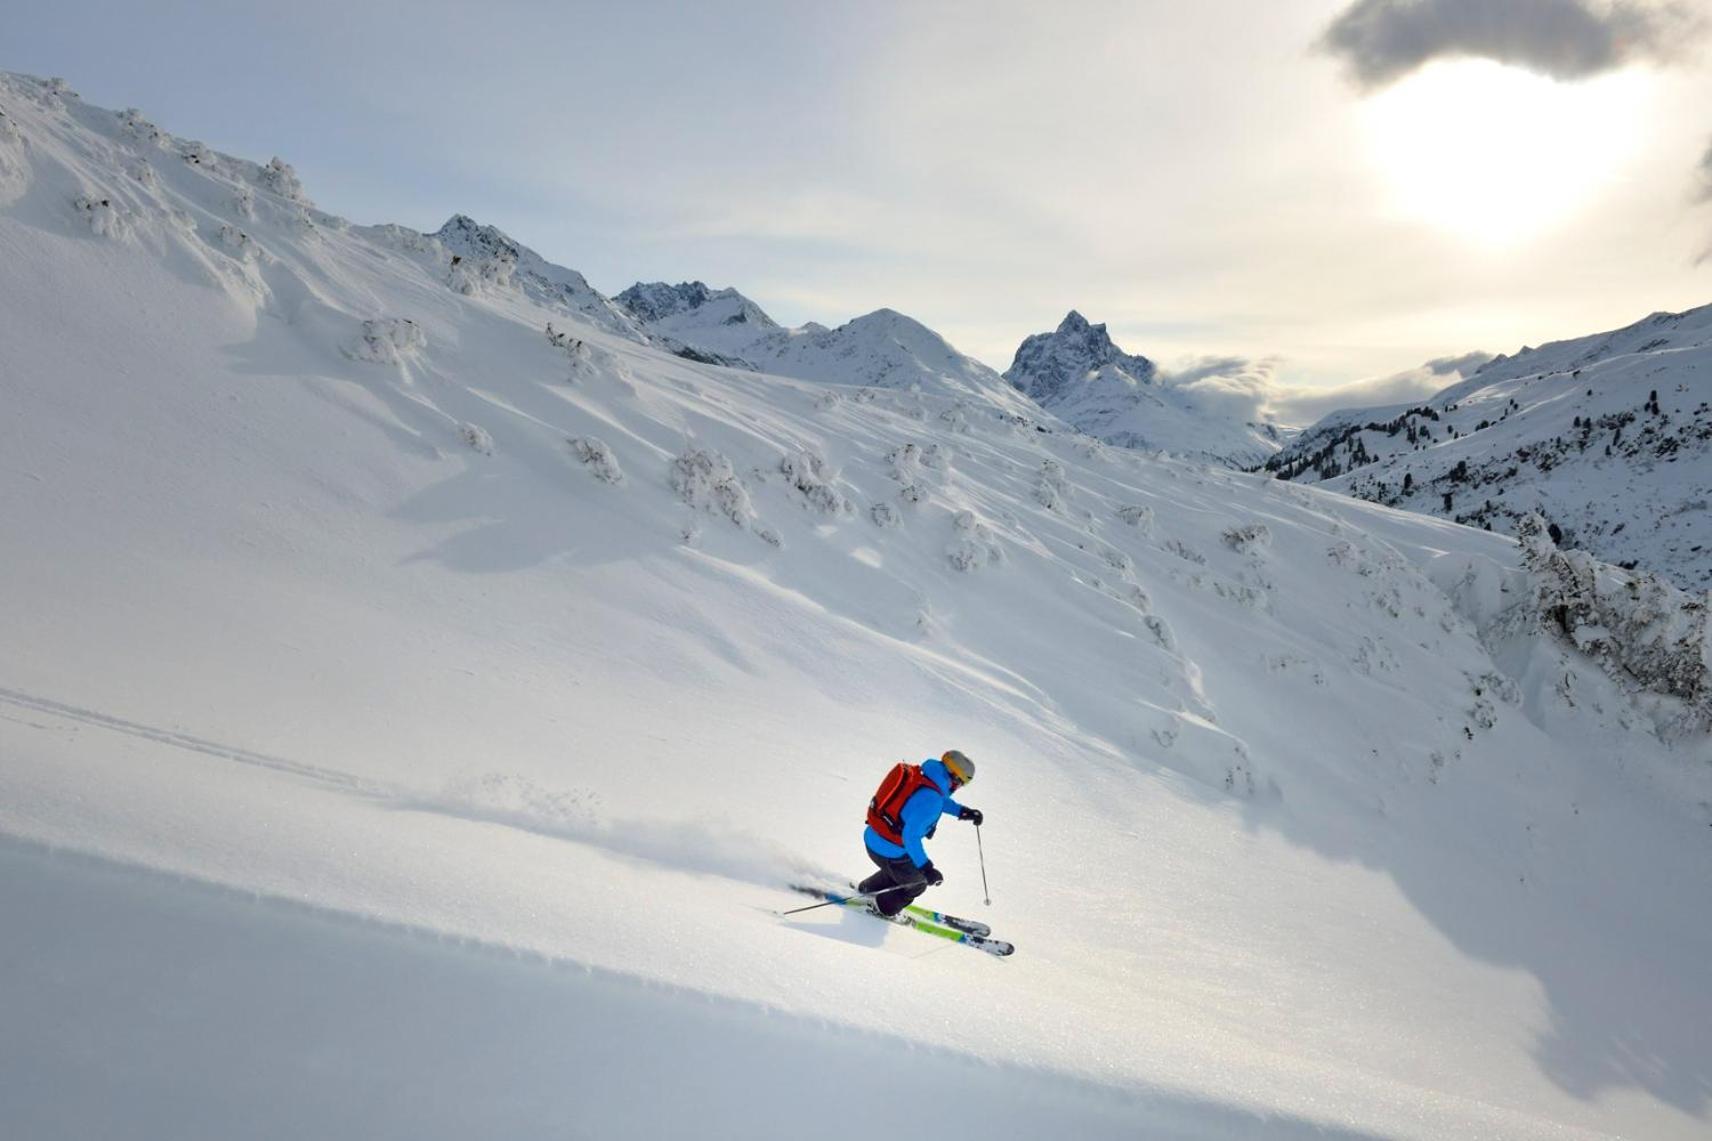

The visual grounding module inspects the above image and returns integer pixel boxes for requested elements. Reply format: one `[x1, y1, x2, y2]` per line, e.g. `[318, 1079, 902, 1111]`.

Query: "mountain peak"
[433, 214, 525, 264]
[615, 281, 777, 330]
[1002, 313, 1283, 465]
[845, 307, 921, 332]
[427, 215, 645, 340]
[1005, 310, 1155, 402]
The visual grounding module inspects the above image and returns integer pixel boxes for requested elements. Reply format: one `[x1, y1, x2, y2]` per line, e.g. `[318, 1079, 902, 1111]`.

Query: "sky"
[5, 0, 1711, 416]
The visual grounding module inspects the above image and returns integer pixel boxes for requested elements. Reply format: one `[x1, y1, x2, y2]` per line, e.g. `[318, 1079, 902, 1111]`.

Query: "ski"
[785, 885, 1013, 956]
[790, 883, 991, 935]
[906, 904, 991, 938]
[837, 882, 991, 936]
[894, 912, 1014, 957]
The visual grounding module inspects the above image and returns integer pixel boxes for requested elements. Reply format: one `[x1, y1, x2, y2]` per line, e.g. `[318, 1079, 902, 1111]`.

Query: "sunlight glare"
[1362, 59, 1652, 246]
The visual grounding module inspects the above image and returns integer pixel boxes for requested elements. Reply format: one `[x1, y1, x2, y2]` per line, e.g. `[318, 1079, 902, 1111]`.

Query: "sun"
[1360, 58, 1653, 246]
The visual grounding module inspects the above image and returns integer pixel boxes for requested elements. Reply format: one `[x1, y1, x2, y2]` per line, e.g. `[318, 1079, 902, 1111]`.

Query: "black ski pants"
[857, 846, 927, 916]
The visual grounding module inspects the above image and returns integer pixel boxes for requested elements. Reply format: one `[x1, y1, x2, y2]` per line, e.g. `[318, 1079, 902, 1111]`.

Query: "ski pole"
[780, 882, 919, 917]
[975, 822, 991, 906]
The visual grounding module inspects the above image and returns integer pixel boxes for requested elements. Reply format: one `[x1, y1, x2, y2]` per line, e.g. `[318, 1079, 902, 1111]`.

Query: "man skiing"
[858, 749, 984, 916]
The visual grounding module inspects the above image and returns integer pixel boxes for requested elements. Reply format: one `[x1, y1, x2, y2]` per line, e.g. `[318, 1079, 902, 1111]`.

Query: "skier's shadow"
[773, 908, 940, 957]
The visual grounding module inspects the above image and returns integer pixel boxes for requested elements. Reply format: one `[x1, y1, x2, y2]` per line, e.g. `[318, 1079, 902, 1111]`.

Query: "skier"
[857, 749, 984, 916]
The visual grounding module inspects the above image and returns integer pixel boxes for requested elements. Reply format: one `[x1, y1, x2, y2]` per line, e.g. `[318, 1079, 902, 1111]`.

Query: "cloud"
[1151, 351, 1498, 428]
[1266, 352, 1494, 426]
[1318, 0, 1701, 89]
[1159, 356, 1283, 424]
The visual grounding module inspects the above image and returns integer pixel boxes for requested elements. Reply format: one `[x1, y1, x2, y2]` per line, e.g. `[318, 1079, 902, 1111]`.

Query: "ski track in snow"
[0, 686, 383, 794]
[0, 686, 816, 891]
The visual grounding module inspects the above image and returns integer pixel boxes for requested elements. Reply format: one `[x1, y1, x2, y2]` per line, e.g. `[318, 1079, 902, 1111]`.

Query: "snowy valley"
[2, 70, 1711, 1141]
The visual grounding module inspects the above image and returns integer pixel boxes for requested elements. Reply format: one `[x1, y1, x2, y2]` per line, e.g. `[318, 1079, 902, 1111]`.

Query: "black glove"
[919, 862, 944, 887]
[958, 806, 984, 826]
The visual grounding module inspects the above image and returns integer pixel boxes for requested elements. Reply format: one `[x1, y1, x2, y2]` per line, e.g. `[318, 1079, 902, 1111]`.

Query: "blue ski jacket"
[864, 758, 966, 868]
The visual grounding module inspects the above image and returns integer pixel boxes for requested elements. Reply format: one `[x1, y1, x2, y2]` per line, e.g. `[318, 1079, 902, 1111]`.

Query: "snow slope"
[1264, 305, 1712, 590]
[1005, 311, 1287, 467]
[4, 71, 1712, 1141]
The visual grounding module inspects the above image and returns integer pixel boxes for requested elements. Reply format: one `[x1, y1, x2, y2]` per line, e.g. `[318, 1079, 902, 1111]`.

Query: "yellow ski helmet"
[941, 749, 975, 786]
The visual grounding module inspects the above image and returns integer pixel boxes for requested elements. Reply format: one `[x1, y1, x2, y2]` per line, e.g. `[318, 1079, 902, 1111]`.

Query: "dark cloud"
[1697, 138, 1712, 265]
[1319, 0, 1701, 89]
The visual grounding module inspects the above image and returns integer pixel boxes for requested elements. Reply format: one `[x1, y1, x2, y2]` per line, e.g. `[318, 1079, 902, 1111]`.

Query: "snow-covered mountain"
[1008, 309, 1161, 401]
[613, 278, 780, 363]
[617, 279, 1046, 419]
[4, 70, 1712, 1141]
[434, 213, 646, 340]
[1265, 304, 1712, 590]
[1004, 311, 1287, 466]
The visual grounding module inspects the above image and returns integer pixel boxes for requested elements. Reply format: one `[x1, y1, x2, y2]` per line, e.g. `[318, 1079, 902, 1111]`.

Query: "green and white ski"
[785, 885, 1014, 957]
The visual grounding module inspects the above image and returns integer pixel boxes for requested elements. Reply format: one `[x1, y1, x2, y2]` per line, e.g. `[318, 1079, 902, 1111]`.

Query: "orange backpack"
[866, 762, 939, 846]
